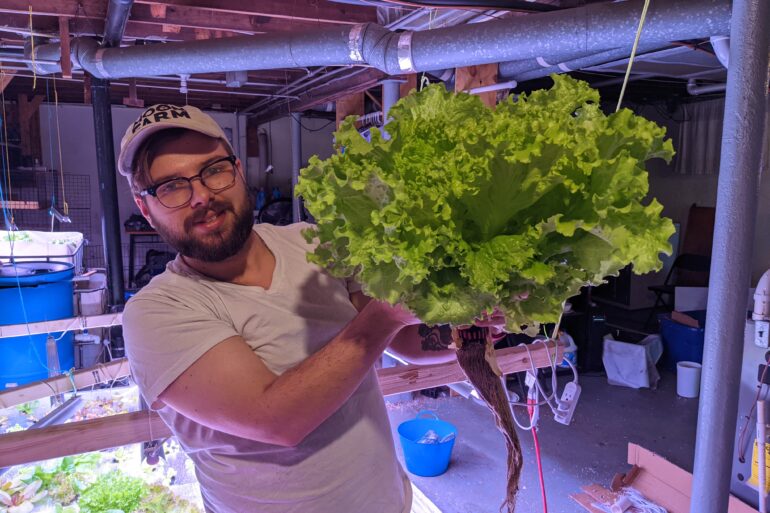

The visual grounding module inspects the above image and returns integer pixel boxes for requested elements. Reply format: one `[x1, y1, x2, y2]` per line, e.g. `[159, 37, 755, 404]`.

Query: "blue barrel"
[398, 411, 457, 477]
[0, 262, 75, 390]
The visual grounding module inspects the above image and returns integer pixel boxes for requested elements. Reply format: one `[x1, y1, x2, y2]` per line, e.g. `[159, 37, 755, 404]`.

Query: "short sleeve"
[122, 293, 239, 406]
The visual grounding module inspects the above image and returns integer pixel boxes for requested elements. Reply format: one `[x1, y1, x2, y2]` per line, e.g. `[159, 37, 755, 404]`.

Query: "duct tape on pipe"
[348, 24, 365, 63]
[93, 48, 110, 79]
[398, 32, 416, 73]
[558, 62, 573, 72]
[536, 56, 552, 68]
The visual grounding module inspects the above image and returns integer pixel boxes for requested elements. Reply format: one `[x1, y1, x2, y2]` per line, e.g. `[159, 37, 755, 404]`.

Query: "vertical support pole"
[689, 0, 770, 511]
[290, 112, 302, 224]
[381, 79, 400, 138]
[90, 78, 125, 306]
[58, 17, 72, 80]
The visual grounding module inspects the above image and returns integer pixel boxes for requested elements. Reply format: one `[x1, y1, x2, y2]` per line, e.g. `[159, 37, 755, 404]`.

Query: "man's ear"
[133, 195, 156, 229]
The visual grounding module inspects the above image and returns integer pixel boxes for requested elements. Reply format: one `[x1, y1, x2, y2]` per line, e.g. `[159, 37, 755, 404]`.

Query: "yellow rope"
[52, 75, 68, 216]
[28, 6, 37, 90]
[616, 0, 651, 112]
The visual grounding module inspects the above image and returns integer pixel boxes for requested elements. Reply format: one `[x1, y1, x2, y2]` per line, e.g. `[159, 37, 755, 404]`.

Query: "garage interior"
[0, 0, 769, 512]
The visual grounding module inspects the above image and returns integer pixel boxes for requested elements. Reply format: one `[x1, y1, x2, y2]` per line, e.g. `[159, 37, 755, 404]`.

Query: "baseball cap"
[117, 104, 234, 178]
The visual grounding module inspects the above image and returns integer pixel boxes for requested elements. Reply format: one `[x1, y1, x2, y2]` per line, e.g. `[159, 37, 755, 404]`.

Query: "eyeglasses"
[139, 155, 238, 209]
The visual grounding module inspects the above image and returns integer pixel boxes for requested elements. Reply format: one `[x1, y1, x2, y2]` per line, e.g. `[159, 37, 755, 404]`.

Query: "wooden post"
[400, 74, 418, 98]
[455, 64, 499, 108]
[58, 17, 72, 79]
[83, 73, 92, 104]
[335, 92, 364, 130]
[17, 94, 44, 161]
[122, 78, 144, 108]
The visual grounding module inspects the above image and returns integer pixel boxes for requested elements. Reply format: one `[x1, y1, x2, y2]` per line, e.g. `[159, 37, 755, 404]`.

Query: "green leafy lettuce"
[296, 74, 675, 333]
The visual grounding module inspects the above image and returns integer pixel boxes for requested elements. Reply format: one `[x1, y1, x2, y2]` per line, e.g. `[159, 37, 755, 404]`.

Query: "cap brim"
[117, 120, 229, 177]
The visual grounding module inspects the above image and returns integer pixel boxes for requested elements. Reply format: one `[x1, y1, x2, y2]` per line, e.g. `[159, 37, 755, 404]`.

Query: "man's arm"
[157, 299, 418, 447]
[349, 291, 455, 365]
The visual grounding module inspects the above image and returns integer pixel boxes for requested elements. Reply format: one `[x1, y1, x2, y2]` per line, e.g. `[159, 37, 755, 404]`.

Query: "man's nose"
[189, 178, 214, 209]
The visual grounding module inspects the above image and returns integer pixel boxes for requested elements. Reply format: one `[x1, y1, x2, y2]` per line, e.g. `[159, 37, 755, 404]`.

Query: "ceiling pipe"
[687, 78, 727, 95]
[26, 0, 731, 80]
[103, 0, 135, 48]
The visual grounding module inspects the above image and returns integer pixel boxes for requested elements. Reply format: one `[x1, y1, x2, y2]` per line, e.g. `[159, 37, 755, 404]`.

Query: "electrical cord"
[529, 395, 548, 513]
[738, 356, 770, 462]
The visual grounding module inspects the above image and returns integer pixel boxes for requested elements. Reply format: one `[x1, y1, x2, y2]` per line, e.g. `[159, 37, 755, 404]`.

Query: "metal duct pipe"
[500, 41, 668, 82]
[103, 0, 135, 48]
[382, 79, 400, 129]
[710, 35, 731, 68]
[689, 0, 770, 512]
[291, 113, 303, 224]
[687, 78, 727, 96]
[27, 0, 731, 79]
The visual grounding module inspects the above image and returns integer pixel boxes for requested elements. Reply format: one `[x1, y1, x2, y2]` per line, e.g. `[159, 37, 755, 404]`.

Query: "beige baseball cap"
[117, 104, 234, 178]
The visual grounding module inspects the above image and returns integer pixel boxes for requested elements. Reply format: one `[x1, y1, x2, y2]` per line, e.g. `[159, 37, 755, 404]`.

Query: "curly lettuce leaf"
[296, 74, 675, 332]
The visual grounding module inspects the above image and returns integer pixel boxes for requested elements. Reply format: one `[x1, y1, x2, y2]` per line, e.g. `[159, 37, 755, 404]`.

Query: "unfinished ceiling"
[0, 0, 729, 119]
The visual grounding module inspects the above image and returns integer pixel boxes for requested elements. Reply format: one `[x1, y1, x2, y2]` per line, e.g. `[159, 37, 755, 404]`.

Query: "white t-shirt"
[123, 222, 410, 513]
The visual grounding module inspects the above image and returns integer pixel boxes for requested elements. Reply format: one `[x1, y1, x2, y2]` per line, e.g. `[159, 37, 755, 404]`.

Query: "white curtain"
[675, 96, 770, 177]
[674, 98, 725, 175]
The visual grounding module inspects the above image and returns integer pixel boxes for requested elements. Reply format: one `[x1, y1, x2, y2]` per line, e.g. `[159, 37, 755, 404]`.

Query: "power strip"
[554, 382, 581, 426]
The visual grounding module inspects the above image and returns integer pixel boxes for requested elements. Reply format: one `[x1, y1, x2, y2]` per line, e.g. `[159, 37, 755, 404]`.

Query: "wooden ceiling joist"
[133, 0, 377, 25]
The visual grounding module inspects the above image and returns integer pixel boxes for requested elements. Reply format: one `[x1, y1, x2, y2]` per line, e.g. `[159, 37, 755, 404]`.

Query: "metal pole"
[290, 113, 302, 224]
[91, 78, 126, 306]
[690, 0, 770, 511]
[382, 79, 401, 140]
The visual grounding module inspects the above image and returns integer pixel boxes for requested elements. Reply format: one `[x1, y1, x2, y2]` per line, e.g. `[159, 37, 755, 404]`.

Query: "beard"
[151, 193, 255, 262]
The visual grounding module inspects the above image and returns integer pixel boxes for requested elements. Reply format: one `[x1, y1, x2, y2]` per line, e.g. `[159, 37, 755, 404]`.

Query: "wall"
[37, 103, 246, 273]
[255, 116, 336, 198]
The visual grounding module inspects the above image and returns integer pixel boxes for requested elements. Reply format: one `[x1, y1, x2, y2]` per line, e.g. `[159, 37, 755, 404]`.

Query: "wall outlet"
[756, 320, 770, 349]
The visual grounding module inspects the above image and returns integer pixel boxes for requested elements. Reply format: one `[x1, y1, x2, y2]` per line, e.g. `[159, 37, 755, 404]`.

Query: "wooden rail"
[0, 341, 563, 468]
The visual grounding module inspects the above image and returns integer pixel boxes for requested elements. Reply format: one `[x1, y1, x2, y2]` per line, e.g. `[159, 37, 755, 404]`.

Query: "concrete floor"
[387, 370, 698, 513]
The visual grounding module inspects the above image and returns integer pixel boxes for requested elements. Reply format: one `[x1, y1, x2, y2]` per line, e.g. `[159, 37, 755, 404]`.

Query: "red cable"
[528, 398, 548, 513]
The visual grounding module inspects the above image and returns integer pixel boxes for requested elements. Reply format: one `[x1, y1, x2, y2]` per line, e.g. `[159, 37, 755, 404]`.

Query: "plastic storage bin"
[659, 310, 706, 371]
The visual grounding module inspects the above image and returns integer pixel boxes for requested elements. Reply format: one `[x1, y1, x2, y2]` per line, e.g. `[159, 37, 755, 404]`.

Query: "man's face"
[134, 131, 254, 262]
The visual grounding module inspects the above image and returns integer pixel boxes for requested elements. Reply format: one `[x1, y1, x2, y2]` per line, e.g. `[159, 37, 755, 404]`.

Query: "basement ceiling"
[0, 0, 728, 118]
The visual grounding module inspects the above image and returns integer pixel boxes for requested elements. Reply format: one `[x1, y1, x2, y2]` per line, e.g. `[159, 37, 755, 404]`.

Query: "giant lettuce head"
[296, 74, 675, 333]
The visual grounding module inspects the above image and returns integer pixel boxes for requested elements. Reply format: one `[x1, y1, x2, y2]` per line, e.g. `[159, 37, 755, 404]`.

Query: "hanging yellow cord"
[52, 75, 68, 216]
[1, 66, 14, 227]
[615, 0, 651, 112]
[28, 6, 37, 90]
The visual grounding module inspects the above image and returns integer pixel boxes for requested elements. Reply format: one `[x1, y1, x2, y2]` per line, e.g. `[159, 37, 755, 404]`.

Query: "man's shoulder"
[124, 267, 203, 314]
[256, 222, 317, 250]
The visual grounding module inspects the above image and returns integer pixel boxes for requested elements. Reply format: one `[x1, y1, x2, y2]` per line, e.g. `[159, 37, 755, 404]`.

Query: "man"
[118, 105, 467, 513]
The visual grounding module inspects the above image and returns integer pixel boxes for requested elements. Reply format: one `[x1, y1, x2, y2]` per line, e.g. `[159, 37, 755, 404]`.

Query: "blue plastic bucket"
[398, 411, 457, 477]
[0, 262, 75, 390]
[660, 310, 707, 371]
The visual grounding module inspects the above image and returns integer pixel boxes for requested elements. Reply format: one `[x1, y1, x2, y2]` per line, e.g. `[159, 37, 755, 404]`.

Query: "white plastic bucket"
[677, 361, 702, 398]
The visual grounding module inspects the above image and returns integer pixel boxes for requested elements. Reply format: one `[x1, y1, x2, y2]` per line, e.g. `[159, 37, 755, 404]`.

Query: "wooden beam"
[0, 312, 123, 339]
[0, 359, 130, 409]
[252, 68, 387, 126]
[378, 341, 564, 396]
[335, 91, 365, 130]
[455, 63, 499, 108]
[149, 3, 166, 18]
[3, 0, 374, 28]
[122, 78, 145, 107]
[17, 94, 44, 158]
[0, 342, 563, 468]
[133, 0, 376, 25]
[400, 74, 418, 98]
[0, 68, 16, 94]
[58, 17, 72, 79]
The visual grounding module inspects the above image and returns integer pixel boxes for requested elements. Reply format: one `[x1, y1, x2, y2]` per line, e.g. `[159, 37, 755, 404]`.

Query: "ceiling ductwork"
[26, 0, 731, 81]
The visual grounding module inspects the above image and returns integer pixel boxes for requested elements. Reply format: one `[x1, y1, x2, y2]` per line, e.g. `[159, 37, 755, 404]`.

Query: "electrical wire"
[529, 396, 548, 513]
[738, 356, 770, 462]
